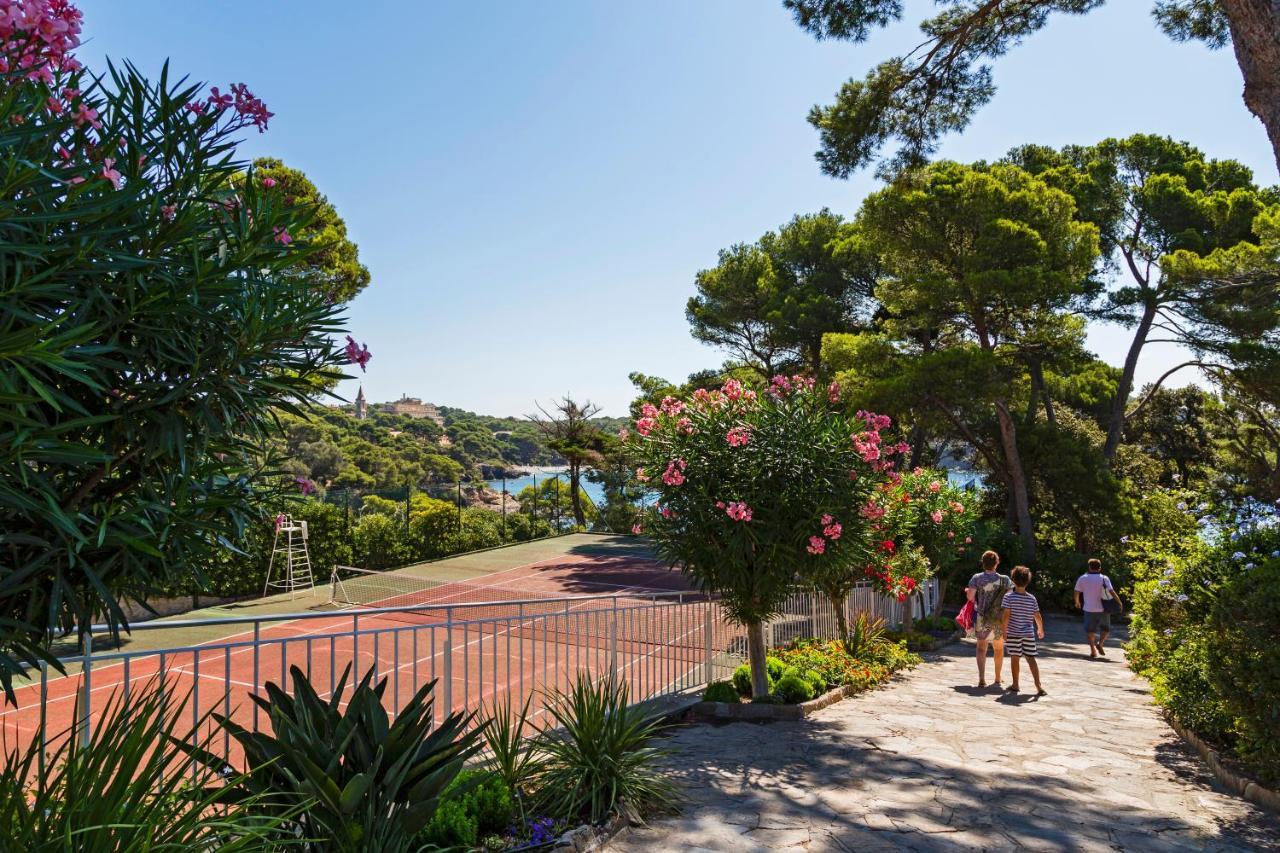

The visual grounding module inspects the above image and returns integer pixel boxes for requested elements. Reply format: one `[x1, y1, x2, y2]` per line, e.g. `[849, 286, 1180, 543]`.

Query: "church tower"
[354, 385, 367, 420]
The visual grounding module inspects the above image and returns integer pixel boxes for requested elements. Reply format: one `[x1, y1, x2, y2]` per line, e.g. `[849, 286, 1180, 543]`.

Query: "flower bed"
[694, 636, 921, 719]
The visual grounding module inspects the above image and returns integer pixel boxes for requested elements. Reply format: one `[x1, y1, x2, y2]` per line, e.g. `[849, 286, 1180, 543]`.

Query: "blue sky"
[79, 1, 1278, 418]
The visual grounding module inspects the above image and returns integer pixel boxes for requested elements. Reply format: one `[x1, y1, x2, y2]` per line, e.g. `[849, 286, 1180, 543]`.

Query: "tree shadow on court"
[628, 716, 1280, 852]
[536, 553, 696, 596]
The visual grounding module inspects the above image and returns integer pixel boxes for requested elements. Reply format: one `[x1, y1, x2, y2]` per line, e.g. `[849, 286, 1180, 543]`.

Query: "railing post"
[442, 635, 453, 719]
[79, 631, 93, 749]
[609, 599, 618, 677]
[703, 604, 714, 686]
[252, 621, 261, 732]
[353, 613, 360, 674]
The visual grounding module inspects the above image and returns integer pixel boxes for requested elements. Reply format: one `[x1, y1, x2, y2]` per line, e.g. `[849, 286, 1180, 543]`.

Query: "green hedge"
[1127, 498, 1280, 786]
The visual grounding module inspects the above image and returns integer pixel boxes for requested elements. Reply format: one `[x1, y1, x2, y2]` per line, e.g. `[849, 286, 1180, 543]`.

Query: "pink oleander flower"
[860, 501, 886, 521]
[635, 467, 649, 482]
[821, 514, 834, 525]
[827, 381, 841, 403]
[807, 535, 826, 555]
[631, 523, 642, 535]
[725, 425, 750, 447]
[634, 417, 656, 436]
[692, 388, 711, 403]
[725, 501, 752, 522]
[742, 389, 757, 401]
[72, 102, 99, 129]
[660, 395, 685, 416]
[45, 95, 62, 113]
[208, 86, 233, 110]
[824, 522, 842, 540]
[965, 536, 973, 544]
[676, 416, 694, 434]
[947, 531, 956, 539]
[344, 335, 372, 372]
[262, 176, 277, 188]
[161, 204, 177, 221]
[928, 480, 942, 493]
[722, 378, 743, 400]
[661, 459, 686, 486]
[230, 82, 273, 131]
[295, 475, 315, 496]
[185, 100, 206, 115]
[659, 505, 674, 519]
[895, 442, 910, 454]
[273, 226, 292, 245]
[640, 402, 659, 419]
[930, 510, 944, 524]
[950, 501, 965, 513]
[715, 500, 725, 509]
[99, 157, 121, 189]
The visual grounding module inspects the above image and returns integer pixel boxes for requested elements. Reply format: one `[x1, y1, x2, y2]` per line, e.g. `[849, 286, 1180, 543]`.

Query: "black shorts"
[1084, 612, 1110, 634]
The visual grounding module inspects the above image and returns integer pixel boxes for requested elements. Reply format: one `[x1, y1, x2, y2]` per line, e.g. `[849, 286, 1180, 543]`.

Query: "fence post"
[252, 621, 261, 732]
[353, 613, 361, 673]
[703, 605, 714, 686]
[609, 598, 618, 677]
[79, 630, 93, 749]
[442, 625, 453, 718]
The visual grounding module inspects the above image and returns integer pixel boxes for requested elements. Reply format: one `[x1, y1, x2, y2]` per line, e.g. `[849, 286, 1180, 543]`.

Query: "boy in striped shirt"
[1000, 566, 1047, 696]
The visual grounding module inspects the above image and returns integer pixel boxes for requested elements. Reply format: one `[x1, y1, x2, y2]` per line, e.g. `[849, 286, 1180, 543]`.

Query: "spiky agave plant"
[533, 674, 677, 825]
[191, 664, 484, 853]
[0, 680, 294, 852]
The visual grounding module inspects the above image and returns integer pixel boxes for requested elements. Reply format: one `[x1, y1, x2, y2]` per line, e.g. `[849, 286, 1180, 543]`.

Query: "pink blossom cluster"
[344, 335, 372, 372]
[725, 425, 750, 447]
[0, 0, 83, 81]
[928, 479, 942, 493]
[856, 410, 892, 431]
[661, 458, 687, 486]
[766, 374, 815, 398]
[723, 501, 752, 522]
[860, 499, 886, 521]
[294, 475, 316, 496]
[827, 380, 841, 403]
[635, 466, 648, 483]
[659, 395, 685, 416]
[631, 522, 643, 535]
[806, 512, 844, 556]
[659, 504, 675, 519]
[186, 81, 273, 133]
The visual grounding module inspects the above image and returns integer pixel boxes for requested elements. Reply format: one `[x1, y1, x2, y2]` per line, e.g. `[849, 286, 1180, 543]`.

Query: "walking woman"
[966, 550, 1013, 688]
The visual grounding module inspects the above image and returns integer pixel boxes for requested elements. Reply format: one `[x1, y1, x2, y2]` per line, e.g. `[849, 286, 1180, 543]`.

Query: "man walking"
[966, 550, 1013, 688]
[1074, 558, 1122, 658]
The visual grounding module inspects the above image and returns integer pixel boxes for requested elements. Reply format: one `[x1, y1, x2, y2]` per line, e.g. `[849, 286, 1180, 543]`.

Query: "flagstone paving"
[608, 617, 1280, 852]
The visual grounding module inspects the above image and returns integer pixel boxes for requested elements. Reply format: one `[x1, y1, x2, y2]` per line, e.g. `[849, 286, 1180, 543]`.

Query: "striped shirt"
[1001, 590, 1039, 637]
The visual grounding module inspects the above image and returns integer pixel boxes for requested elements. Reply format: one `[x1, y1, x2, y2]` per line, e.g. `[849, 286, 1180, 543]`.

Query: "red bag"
[956, 600, 975, 631]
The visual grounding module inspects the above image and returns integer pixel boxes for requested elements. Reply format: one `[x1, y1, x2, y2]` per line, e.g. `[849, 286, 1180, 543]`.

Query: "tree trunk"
[907, 420, 926, 470]
[745, 620, 770, 698]
[900, 592, 915, 634]
[1103, 300, 1158, 461]
[568, 462, 585, 527]
[994, 399, 1036, 560]
[1222, 0, 1280, 175]
[827, 588, 852, 652]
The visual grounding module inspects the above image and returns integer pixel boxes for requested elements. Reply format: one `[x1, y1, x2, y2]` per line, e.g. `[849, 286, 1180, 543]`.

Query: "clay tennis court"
[0, 534, 736, 768]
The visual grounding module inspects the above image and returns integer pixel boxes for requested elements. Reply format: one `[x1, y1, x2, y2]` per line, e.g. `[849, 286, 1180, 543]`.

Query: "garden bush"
[1127, 495, 1280, 785]
[773, 673, 815, 704]
[771, 637, 920, 695]
[913, 614, 960, 634]
[702, 680, 740, 703]
[417, 770, 514, 849]
[733, 657, 786, 696]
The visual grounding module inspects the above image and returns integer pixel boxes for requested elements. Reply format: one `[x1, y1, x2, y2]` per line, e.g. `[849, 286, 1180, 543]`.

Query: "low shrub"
[732, 656, 786, 696]
[773, 674, 814, 704]
[771, 637, 920, 696]
[883, 629, 938, 651]
[702, 680, 740, 703]
[417, 770, 514, 849]
[913, 614, 959, 634]
[766, 656, 785, 682]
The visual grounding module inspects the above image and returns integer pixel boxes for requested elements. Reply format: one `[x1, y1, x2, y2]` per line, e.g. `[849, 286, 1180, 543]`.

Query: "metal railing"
[0, 580, 936, 769]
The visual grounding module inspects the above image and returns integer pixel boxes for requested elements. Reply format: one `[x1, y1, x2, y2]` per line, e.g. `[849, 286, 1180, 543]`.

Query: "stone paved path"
[609, 617, 1280, 852]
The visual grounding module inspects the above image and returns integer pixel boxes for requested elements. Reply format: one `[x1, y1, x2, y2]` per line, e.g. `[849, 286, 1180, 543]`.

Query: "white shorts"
[1005, 636, 1038, 657]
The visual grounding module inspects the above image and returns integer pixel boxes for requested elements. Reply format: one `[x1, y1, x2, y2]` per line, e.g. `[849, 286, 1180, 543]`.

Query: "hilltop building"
[354, 386, 367, 420]
[383, 394, 445, 426]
